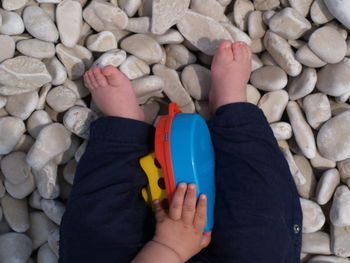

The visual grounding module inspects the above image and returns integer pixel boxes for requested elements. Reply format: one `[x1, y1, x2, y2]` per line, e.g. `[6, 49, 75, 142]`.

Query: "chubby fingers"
[182, 184, 197, 225]
[169, 183, 187, 220]
[194, 194, 207, 230]
[153, 200, 167, 223]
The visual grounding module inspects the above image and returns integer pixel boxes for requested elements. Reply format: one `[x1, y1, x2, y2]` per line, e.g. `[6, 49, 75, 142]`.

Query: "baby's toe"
[232, 42, 251, 63]
[212, 40, 234, 68]
[92, 67, 109, 88]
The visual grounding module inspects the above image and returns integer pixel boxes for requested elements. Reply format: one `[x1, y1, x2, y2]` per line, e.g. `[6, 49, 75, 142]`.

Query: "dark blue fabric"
[59, 102, 302, 263]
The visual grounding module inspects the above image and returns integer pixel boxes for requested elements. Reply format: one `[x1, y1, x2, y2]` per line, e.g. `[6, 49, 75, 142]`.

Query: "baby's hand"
[151, 183, 212, 262]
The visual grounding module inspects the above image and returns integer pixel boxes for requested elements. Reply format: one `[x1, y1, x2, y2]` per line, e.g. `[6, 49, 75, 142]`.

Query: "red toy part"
[155, 103, 181, 203]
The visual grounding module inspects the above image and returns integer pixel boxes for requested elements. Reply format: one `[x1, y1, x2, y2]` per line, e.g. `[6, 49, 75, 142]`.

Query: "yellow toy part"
[140, 153, 167, 206]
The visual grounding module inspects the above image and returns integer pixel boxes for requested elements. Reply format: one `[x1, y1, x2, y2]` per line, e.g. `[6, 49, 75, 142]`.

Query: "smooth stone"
[153, 29, 184, 45]
[118, 0, 142, 17]
[36, 84, 51, 110]
[165, 44, 196, 70]
[29, 190, 42, 210]
[287, 101, 316, 159]
[41, 199, 65, 225]
[0, 35, 15, 63]
[300, 198, 325, 233]
[176, 10, 233, 56]
[253, 0, 280, 11]
[17, 39, 55, 59]
[27, 123, 71, 170]
[0, 233, 32, 263]
[83, 1, 128, 32]
[56, 44, 93, 80]
[1, 194, 29, 232]
[0, 178, 5, 198]
[288, 0, 313, 17]
[46, 86, 77, 113]
[330, 186, 350, 226]
[86, 31, 117, 52]
[63, 106, 97, 139]
[0, 117, 25, 154]
[64, 79, 89, 99]
[5, 174, 35, 199]
[0, 9, 25, 35]
[220, 22, 252, 46]
[92, 49, 126, 68]
[347, 37, 350, 56]
[119, 56, 150, 80]
[63, 159, 76, 185]
[316, 58, 350, 97]
[302, 231, 331, 254]
[43, 57, 67, 86]
[310, 0, 334, 25]
[33, 162, 59, 199]
[263, 31, 302, 77]
[248, 11, 266, 40]
[296, 44, 327, 68]
[0, 95, 6, 108]
[308, 256, 350, 263]
[260, 51, 278, 66]
[132, 75, 163, 97]
[316, 169, 340, 205]
[337, 158, 350, 183]
[151, 0, 190, 35]
[125, 17, 150, 34]
[311, 151, 336, 170]
[324, 0, 350, 29]
[181, 64, 211, 101]
[331, 224, 350, 257]
[74, 140, 87, 163]
[13, 134, 35, 154]
[27, 212, 56, 250]
[270, 122, 292, 140]
[37, 243, 58, 263]
[288, 68, 317, 100]
[269, 7, 311, 40]
[27, 110, 52, 138]
[317, 111, 350, 161]
[252, 54, 263, 72]
[40, 3, 56, 20]
[142, 101, 160, 124]
[23, 6, 58, 42]
[250, 38, 265, 53]
[56, 0, 82, 48]
[293, 155, 317, 199]
[324, 21, 348, 40]
[246, 85, 261, 105]
[47, 228, 59, 257]
[303, 93, 331, 130]
[120, 34, 162, 64]
[258, 90, 289, 123]
[0, 56, 51, 89]
[6, 91, 39, 120]
[190, 0, 225, 21]
[250, 66, 288, 91]
[153, 64, 194, 112]
[55, 134, 80, 165]
[1, 152, 31, 184]
[2, 0, 28, 10]
[309, 27, 346, 64]
[233, 0, 255, 31]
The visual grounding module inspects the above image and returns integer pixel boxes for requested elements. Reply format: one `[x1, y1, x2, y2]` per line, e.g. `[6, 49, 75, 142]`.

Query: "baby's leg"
[59, 67, 155, 263]
[194, 42, 302, 263]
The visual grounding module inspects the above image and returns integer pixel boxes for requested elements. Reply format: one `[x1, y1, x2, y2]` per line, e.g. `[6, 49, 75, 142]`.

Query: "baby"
[59, 41, 302, 263]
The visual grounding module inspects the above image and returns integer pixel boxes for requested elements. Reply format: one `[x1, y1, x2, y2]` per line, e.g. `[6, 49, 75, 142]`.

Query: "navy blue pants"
[59, 103, 302, 263]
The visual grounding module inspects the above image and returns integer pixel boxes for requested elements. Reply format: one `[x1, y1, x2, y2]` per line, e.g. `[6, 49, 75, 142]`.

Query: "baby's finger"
[153, 200, 167, 223]
[182, 184, 197, 224]
[169, 183, 187, 220]
[200, 231, 212, 249]
[194, 194, 207, 230]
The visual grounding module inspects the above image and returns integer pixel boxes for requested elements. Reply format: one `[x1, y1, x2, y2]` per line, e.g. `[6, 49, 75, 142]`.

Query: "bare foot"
[209, 41, 252, 113]
[84, 66, 144, 121]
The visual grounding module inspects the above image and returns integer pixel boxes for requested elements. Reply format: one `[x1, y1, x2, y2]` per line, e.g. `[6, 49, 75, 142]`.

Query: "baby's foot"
[84, 66, 144, 121]
[209, 41, 252, 113]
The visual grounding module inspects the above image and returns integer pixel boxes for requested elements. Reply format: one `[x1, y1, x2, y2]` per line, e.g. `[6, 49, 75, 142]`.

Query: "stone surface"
[316, 58, 350, 97]
[27, 212, 56, 250]
[293, 155, 316, 199]
[43, 57, 67, 86]
[233, 0, 255, 31]
[4, 173, 35, 199]
[300, 198, 325, 233]
[330, 186, 350, 226]
[1, 194, 29, 233]
[302, 231, 331, 255]
[253, 0, 280, 11]
[190, 0, 225, 21]
[17, 39, 55, 60]
[310, 0, 334, 25]
[91, 49, 126, 68]
[176, 10, 233, 55]
[0, 9, 25, 35]
[308, 26, 347, 64]
[0, 233, 32, 263]
[317, 111, 350, 161]
[269, 7, 312, 40]
[119, 56, 150, 80]
[165, 44, 196, 70]
[270, 122, 292, 140]
[288, 0, 313, 17]
[27, 123, 71, 170]
[41, 199, 65, 225]
[295, 44, 327, 68]
[46, 86, 77, 113]
[308, 256, 350, 263]
[0, 56, 51, 89]
[6, 91, 39, 120]
[0, 35, 15, 63]
[181, 64, 211, 100]
[63, 106, 97, 139]
[316, 169, 340, 205]
[23, 6, 58, 42]
[56, 0, 82, 48]
[27, 110, 52, 139]
[287, 68, 317, 100]
[1, 151, 31, 185]
[2, 0, 28, 11]
[303, 93, 331, 130]
[248, 11, 266, 40]
[37, 243, 58, 263]
[324, 0, 350, 30]
[47, 228, 59, 257]
[0, 117, 25, 155]
[264, 31, 302, 76]
[250, 66, 288, 91]
[33, 161, 59, 199]
[287, 101, 316, 159]
[258, 90, 289, 123]
[331, 224, 350, 257]
[86, 31, 117, 52]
